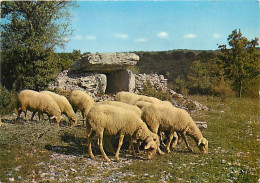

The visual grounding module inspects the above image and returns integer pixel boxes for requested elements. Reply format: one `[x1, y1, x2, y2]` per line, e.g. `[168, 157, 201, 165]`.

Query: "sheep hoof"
[166, 149, 171, 153]
[106, 158, 111, 163]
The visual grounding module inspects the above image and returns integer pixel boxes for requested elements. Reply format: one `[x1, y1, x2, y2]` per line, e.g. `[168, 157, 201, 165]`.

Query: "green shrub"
[0, 85, 17, 115]
[211, 79, 235, 98]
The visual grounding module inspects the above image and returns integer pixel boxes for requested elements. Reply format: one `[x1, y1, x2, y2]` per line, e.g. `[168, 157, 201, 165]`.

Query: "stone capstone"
[72, 53, 139, 73]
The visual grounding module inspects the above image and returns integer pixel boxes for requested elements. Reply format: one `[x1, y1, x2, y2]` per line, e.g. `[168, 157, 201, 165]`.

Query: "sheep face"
[70, 117, 77, 127]
[144, 137, 157, 160]
[198, 138, 208, 154]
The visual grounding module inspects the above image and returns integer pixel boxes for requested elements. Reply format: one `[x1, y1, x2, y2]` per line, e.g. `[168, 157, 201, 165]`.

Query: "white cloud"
[63, 37, 70, 42]
[158, 32, 168, 38]
[135, 38, 148, 42]
[184, 33, 196, 39]
[74, 35, 83, 40]
[86, 35, 96, 40]
[213, 33, 221, 39]
[114, 33, 129, 39]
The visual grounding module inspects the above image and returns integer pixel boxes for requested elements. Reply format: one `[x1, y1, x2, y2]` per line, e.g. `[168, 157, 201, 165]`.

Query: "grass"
[0, 96, 259, 182]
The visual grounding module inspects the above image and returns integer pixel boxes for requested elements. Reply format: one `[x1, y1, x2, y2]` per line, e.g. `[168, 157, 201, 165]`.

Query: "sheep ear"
[198, 138, 207, 146]
[50, 116, 55, 120]
[144, 141, 152, 150]
[145, 141, 156, 150]
[134, 127, 143, 139]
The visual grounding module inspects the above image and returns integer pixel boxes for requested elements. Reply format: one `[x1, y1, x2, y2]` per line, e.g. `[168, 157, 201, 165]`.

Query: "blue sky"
[57, 0, 260, 53]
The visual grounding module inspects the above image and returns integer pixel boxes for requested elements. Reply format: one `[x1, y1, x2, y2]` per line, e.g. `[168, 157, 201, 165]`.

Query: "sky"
[56, 0, 260, 53]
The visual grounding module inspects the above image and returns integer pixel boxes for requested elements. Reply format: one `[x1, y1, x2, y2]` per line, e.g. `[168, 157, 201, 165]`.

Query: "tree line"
[135, 30, 259, 98]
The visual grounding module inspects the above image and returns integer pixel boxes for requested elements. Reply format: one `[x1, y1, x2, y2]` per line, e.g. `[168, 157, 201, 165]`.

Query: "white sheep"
[86, 104, 158, 162]
[69, 90, 95, 126]
[100, 101, 146, 154]
[40, 91, 77, 126]
[17, 90, 62, 124]
[115, 91, 161, 105]
[141, 103, 208, 154]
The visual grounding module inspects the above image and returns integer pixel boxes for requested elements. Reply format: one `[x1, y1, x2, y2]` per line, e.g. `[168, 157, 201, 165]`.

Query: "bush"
[211, 79, 235, 98]
[242, 77, 260, 98]
[0, 85, 17, 115]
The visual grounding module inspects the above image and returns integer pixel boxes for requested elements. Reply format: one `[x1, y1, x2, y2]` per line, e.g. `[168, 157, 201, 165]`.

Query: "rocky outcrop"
[72, 53, 139, 73]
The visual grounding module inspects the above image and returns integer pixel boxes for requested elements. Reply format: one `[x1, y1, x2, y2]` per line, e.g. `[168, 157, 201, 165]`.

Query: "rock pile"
[135, 73, 168, 93]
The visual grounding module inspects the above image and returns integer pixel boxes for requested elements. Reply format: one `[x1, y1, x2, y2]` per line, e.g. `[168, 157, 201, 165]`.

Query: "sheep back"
[101, 101, 142, 117]
[17, 90, 40, 112]
[88, 104, 149, 137]
[69, 90, 94, 116]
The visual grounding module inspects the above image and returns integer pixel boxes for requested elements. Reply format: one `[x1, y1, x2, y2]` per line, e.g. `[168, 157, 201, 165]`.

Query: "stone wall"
[48, 70, 107, 96]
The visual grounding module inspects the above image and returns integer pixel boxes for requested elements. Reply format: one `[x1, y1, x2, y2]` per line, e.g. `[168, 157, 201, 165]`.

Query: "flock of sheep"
[16, 90, 208, 162]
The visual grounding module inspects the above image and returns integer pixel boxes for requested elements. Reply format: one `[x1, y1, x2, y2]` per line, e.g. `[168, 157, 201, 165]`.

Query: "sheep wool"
[115, 91, 161, 105]
[142, 103, 208, 154]
[69, 90, 94, 118]
[86, 104, 157, 162]
[17, 90, 62, 124]
[41, 91, 77, 126]
[101, 101, 142, 117]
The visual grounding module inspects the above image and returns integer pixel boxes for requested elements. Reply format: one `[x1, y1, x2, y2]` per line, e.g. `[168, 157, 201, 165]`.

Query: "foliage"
[1, 1, 76, 91]
[218, 29, 259, 97]
[0, 85, 17, 115]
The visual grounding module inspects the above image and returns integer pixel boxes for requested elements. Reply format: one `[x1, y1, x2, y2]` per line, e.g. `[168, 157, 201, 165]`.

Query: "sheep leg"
[81, 111, 86, 127]
[115, 134, 124, 162]
[98, 131, 111, 163]
[166, 129, 175, 153]
[180, 132, 193, 152]
[171, 132, 179, 149]
[129, 140, 137, 158]
[152, 127, 165, 155]
[17, 109, 22, 121]
[31, 112, 36, 121]
[87, 130, 96, 160]
[24, 109, 28, 121]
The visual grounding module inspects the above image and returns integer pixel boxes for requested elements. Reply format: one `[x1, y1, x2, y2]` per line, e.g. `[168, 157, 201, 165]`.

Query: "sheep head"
[198, 137, 208, 154]
[144, 137, 157, 160]
[50, 115, 63, 124]
[70, 117, 77, 127]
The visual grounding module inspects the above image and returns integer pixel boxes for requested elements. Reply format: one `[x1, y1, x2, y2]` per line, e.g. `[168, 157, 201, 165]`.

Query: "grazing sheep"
[17, 90, 62, 124]
[40, 91, 77, 126]
[69, 90, 94, 126]
[100, 101, 145, 153]
[115, 91, 161, 105]
[142, 103, 208, 154]
[86, 104, 158, 162]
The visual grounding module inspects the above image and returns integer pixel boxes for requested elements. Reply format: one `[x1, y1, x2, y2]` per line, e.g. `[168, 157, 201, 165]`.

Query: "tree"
[1, 1, 76, 91]
[187, 60, 210, 94]
[218, 29, 259, 97]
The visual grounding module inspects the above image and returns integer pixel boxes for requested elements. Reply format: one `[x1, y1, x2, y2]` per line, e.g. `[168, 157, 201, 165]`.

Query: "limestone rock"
[48, 70, 106, 96]
[72, 53, 139, 73]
